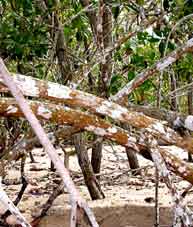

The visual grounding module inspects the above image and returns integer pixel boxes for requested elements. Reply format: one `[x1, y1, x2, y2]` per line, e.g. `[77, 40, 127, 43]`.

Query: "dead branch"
[0, 98, 139, 152]
[127, 103, 193, 132]
[111, 38, 193, 102]
[0, 98, 193, 186]
[0, 58, 99, 227]
[1, 73, 193, 153]
[31, 182, 64, 227]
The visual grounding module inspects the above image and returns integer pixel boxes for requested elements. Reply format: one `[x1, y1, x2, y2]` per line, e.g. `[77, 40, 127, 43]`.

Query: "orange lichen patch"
[177, 136, 193, 154]
[122, 112, 155, 128]
[69, 90, 79, 98]
[0, 101, 22, 118]
[69, 90, 104, 110]
[38, 80, 49, 98]
[1, 99, 193, 185]
[0, 73, 177, 134]
[0, 83, 8, 92]
[0, 99, 138, 150]
[160, 149, 193, 185]
[50, 107, 132, 147]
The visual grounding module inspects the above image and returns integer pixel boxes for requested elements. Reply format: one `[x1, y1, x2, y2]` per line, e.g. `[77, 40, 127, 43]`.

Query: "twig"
[31, 182, 64, 226]
[14, 176, 28, 206]
[154, 168, 160, 227]
[181, 184, 193, 198]
[74, 165, 152, 183]
[164, 13, 193, 57]
[167, 81, 193, 98]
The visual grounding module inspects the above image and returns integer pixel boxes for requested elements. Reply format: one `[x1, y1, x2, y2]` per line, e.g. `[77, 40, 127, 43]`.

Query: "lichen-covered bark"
[127, 103, 193, 138]
[1, 73, 192, 153]
[0, 98, 139, 150]
[1, 98, 193, 185]
[111, 38, 193, 102]
[0, 73, 156, 128]
[127, 103, 181, 127]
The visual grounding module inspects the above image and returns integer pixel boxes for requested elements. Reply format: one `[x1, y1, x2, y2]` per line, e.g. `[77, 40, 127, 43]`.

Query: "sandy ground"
[2, 145, 193, 225]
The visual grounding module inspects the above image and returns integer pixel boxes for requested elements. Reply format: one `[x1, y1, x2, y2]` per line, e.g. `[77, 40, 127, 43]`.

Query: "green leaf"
[159, 40, 165, 57]
[109, 74, 124, 95]
[127, 71, 135, 81]
[112, 6, 120, 20]
[131, 54, 145, 67]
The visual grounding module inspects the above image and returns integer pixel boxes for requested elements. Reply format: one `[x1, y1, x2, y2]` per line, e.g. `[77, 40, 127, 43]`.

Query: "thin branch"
[167, 81, 193, 98]
[1, 177, 28, 221]
[164, 13, 193, 57]
[154, 168, 159, 227]
[31, 182, 64, 226]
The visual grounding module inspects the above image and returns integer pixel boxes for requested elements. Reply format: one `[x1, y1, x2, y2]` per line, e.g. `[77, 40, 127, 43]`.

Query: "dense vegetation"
[1, 0, 193, 226]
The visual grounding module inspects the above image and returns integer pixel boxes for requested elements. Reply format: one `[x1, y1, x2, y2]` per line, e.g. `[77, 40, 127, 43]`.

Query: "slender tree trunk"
[73, 134, 105, 200]
[55, 26, 72, 84]
[187, 73, 193, 114]
[122, 123, 141, 175]
[79, 0, 97, 38]
[187, 73, 193, 162]
[91, 1, 113, 178]
[126, 148, 140, 175]
[35, 0, 72, 85]
[170, 71, 178, 111]
[98, 1, 112, 97]
[91, 136, 103, 179]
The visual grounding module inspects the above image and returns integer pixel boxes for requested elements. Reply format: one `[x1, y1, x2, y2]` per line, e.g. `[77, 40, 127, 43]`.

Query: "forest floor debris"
[2, 145, 193, 226]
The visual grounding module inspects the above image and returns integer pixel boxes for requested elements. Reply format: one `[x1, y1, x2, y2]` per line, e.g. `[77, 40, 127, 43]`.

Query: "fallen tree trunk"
[0, 98, 193, 185]
[127, 103, 193, 131]
[0, 74, 193, 152]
